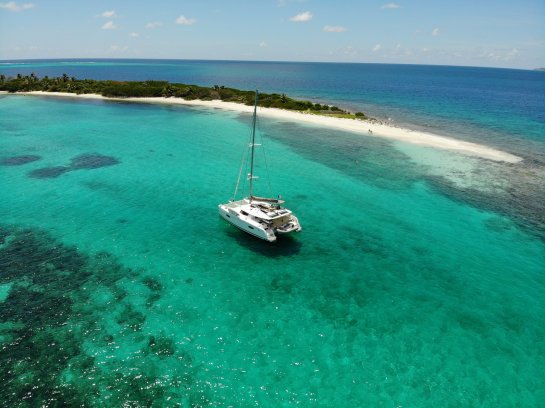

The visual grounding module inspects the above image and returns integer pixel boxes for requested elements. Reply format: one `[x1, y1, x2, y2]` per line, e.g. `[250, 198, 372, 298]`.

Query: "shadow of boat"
[224, 226, 302, 257]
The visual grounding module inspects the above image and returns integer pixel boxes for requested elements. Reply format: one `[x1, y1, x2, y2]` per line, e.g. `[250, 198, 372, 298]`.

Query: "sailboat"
[218, 90, 302, 242]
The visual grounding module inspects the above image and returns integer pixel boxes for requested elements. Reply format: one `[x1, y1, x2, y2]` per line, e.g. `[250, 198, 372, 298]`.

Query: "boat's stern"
[275, 214, 302, 234]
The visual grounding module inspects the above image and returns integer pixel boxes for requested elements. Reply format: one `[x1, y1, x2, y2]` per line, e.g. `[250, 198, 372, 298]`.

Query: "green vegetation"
[0, 73, 370, 120]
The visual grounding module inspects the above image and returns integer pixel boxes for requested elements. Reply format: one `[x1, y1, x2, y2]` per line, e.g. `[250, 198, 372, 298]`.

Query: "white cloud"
[506, 48, 519, 59]
[481, 47, 520, 62]
[101, 10, 116, 18]
[145, 22, 162, 29]
[259, 41, 267, 48]
[323, 25, 346, 33]
[372, 44, 382, 52]
[0, 1, 34, 11]
[343, 45, 357, 58]
[109, 45, 128, 52]
[101, 21, 117, 30]
[386, 43, 404, 56]
[176, 15, 196, 25]
[129, 32, 139, 38]
[432, 28, 440, 36]
[290, 11, 312, 22]
[382, 3, 400, 9]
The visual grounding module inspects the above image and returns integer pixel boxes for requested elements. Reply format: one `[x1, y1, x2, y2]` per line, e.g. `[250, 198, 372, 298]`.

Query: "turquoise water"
[1, 94, 544, 406]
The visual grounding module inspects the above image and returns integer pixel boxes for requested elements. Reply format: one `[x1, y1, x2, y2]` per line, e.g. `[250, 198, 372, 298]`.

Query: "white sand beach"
[9, 91, 522, 163]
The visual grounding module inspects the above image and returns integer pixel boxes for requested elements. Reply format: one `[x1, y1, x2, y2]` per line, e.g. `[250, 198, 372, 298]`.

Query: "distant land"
[534, 68, 545, 71]
[0, 74, 369, 121]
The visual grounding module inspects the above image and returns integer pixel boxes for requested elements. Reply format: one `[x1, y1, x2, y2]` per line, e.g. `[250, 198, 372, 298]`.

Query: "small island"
[0, 72, 522, 164]
[0, 73, 369, 120]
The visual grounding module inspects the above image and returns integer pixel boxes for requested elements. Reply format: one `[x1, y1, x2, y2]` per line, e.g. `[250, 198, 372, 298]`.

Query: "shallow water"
[1, 95, 544, 406]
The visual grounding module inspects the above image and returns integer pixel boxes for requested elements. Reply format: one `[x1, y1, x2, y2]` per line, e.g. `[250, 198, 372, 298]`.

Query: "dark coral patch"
[116, 304, 146, 332]
[70, 154, 120, 170]
[147, 335, 176, 357]
[0, 227, 91, 405]
[0, 226, 10, 245]
[0, 225, 203, 406]
[142, 276, 162, 292]
[0, 155, 41, 166]
[146, 293, 161, 308]
[28, 166, 71, 179]
[25, 153, 120, 180]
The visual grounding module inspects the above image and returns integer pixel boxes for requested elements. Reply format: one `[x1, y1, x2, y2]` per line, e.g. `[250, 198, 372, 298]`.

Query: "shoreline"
[2, 91, 522, 163]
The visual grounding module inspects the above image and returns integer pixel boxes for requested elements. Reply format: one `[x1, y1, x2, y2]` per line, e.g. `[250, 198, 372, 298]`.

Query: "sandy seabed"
[6, 91, 522, 163]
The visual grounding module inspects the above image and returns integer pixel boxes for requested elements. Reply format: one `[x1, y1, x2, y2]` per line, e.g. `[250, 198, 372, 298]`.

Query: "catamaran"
[218, 91, 301, 242]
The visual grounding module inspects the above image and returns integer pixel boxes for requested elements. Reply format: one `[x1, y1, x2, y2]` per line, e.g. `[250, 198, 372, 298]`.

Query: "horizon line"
[0, 57, 540, 72]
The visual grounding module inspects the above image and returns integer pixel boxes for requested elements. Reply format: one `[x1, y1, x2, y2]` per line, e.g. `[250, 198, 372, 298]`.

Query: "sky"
[1, 0, 544, 69]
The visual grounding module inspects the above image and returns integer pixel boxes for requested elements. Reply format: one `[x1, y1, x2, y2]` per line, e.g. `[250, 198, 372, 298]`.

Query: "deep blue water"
[2, 59, 545, 153]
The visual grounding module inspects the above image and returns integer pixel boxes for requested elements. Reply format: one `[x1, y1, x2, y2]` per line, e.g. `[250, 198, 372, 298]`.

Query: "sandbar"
[6, 91, 522, 163]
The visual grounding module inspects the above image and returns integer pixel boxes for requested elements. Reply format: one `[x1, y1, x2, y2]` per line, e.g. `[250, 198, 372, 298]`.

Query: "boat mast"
[249, 90, 258, 202]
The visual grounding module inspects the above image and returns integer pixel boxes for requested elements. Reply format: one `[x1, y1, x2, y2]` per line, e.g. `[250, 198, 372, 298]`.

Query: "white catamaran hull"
[218, 203, 276, 242]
